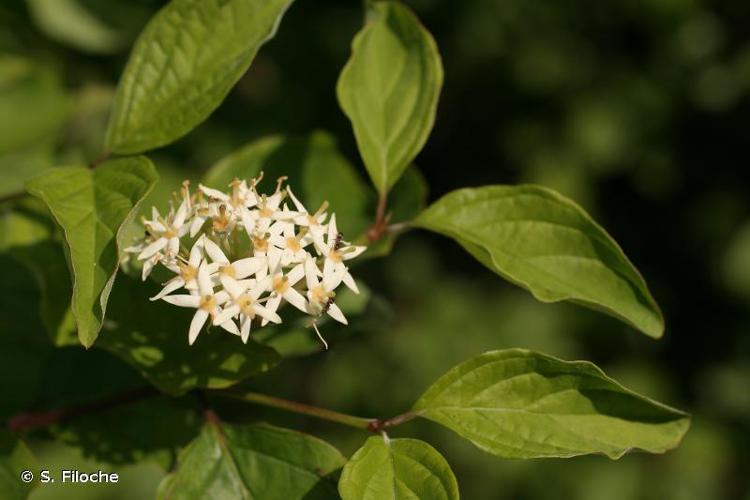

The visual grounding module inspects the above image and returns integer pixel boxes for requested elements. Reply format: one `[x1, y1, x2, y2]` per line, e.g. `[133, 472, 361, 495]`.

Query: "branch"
[216, 390, 419, 433]
[0, 191, 28, 205]
[366, 193, 391, 243]
[7, 387, 159, 433]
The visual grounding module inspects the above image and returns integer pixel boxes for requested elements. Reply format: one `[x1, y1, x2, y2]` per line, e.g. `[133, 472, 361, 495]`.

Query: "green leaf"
[26, 157, 158, 347]
[204, 131, 372, 236]
[0, 55, 69, 155]
[26, 0, 122, 54]
[157, 422, 345, 499]
[339, 437, 459, 500]
[105, 0, 295, 154]
[1, 201, 77, 346]
[413, 185, 664, 338]
[50, 397, 199, 469]
[0, 432, 38, 500]
[98, 274, 280, 396]
[413, 349, 690, 459]
[0, 253, 52, 421]
[337, 1, 443, 194]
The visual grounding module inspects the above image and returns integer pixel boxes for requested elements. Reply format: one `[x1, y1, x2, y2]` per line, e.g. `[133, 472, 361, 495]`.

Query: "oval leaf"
[157, 422, 345, 499]
[339, 437, 458, 500]
[414, 185, 664, 338]
[106, 0, 295, 154]
[26, 157, 158, 347]
[337, 1, 443, 194]
[413, 349, 690, 459]
[98, 273, 280, 396]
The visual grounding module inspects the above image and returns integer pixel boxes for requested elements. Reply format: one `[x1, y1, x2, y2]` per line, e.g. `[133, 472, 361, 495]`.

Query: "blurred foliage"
[1, 0, 749, 498]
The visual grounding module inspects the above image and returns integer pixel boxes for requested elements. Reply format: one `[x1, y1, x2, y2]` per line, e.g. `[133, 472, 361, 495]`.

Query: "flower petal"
[149, 278, 185, 301]
[232, 257, 261, 279]
[214, 304, 240, 325]
[283, 288, 308, 313]
[189, 309, 209, 345]
[203, 237, 229, 264]
[138, 237, 168, 260]
[162, 294, 201, 308]
[326, 302, 348, 325]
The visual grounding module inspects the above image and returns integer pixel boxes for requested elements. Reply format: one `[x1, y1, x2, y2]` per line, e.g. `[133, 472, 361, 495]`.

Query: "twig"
[219, 391, 375, 430]
[7, 387, 159, 433]
[216, 390, 419, 434]
[0, 191, 28, 205]
[366, 193, 391, 243]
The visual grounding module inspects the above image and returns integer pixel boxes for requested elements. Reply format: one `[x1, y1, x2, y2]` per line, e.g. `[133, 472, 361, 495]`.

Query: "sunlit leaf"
[157, 422, 344, 499]
[337, 1, 443, 194]
[26, 0, 122, 54]
[339, 437, 459, 500]
[106, 0, 295, 154]
[414, 185, 664, 337]
[413, 349, 690, 459]
[204, 131, 372, 236]
[26, 157, 158, 347]
[98, 274, 280, 396]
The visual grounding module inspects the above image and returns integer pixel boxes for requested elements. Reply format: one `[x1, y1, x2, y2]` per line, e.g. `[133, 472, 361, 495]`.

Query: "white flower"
[138, 202, 190, 261]
[317, 214, 366, 293]
[150, 236, 206, 301]
[304, 255, 347, 325]
[212, 276, 280, 343]
[127, 173, 366, 346]
[262, 263, 308, 326]
[161, 263, 237, 345]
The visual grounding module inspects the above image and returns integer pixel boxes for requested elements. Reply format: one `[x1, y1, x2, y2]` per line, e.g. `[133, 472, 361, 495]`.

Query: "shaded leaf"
[157, 422, 345, 499]
[0, 254, 52, 421]
[339, 437, 458, 500]
[26, 157, 158, 347]
[106, 0, 295, 154]
[204, 131, 372, 237]
[50, 398, 199, 469]
[1, 201, 76, 345]
[98, 274, 280, 396]
[414, 185, 664, 337]
[337, 2, 443, 194]
[413, 349, 690, 459]
[0, 433, 38, 500]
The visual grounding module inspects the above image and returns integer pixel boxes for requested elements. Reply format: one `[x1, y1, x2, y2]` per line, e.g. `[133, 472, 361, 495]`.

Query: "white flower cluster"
[125, 175, 366, 347]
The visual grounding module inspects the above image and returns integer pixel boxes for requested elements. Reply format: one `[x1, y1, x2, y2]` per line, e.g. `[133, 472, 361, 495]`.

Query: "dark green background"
[1, 0, 749, 498]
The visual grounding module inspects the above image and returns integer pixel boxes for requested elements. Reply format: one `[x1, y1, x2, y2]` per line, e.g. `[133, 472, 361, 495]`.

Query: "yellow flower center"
[273, 276, 289, 294]
[179, 263, 197, 282]
[328, 249, 342, 264]
[310, 285, 328, 305]
[252, 236, 268, 252]
[221, 265, 236, 278]
[238, 296, 255, 317]
[199, 295, 216, 311]
[286, 237, 301, 252]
